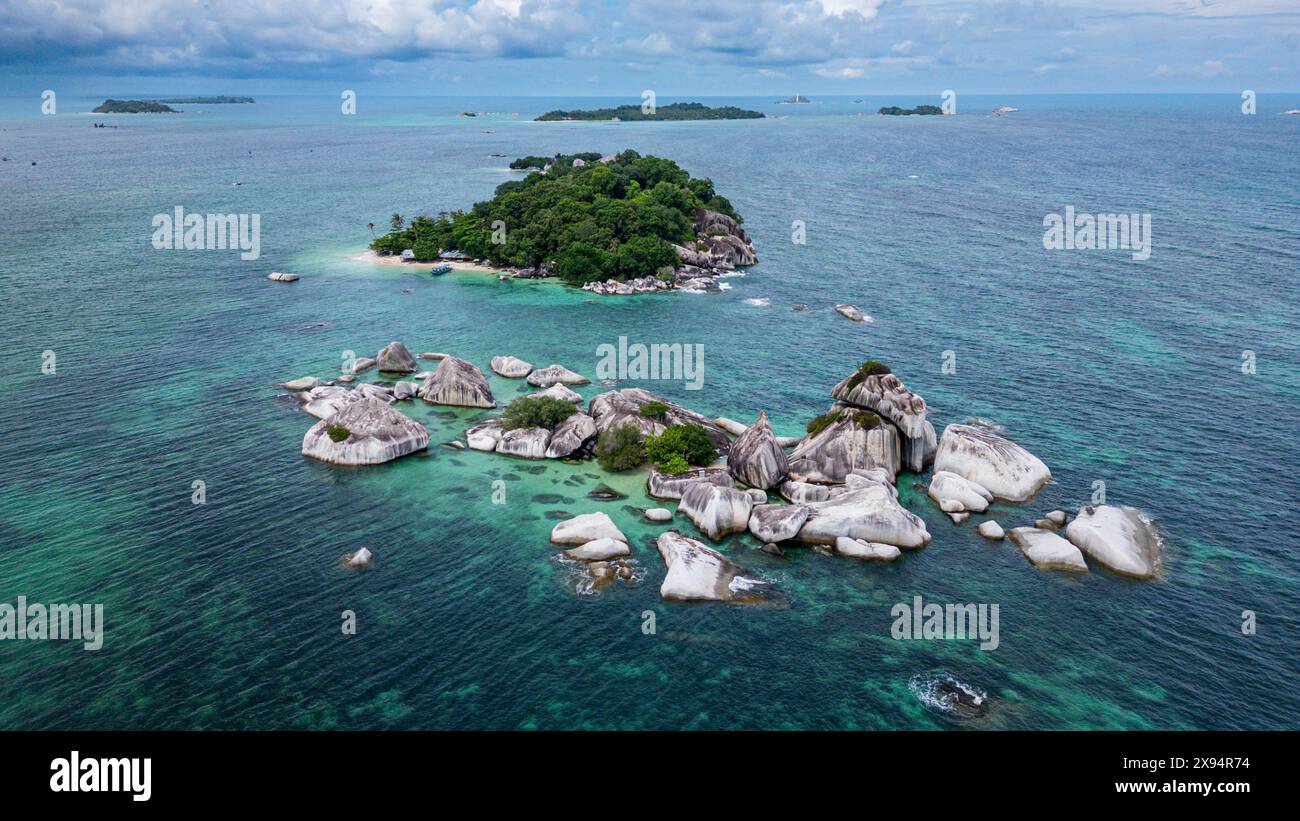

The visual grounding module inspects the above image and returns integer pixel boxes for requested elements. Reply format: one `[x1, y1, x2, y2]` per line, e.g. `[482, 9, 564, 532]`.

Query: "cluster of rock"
[582, 276, 676, 296]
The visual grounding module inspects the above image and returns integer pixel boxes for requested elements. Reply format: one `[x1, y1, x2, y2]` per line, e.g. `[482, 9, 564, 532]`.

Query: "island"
[779, 95, 812, 104]
[535, 102, 764, 122]
[878, 105, 944, 116]
[156, 96, 254, 104]
[91, 99, 179, 114]
[369, 150, 757, 294]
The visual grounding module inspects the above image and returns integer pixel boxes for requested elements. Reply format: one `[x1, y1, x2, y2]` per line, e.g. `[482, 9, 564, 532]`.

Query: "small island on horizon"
[536, 102, 764, 122]
[92, 99, 179, 114]
[156, 96, 254, 104]
[879, 104, 944, 116]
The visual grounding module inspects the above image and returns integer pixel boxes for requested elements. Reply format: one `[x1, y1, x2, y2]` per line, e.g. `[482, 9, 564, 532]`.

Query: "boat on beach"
[428, 264, 451, 275]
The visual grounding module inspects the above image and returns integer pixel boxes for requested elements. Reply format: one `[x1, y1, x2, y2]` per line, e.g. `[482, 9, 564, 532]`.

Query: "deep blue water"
[1, 94, 1297, 729]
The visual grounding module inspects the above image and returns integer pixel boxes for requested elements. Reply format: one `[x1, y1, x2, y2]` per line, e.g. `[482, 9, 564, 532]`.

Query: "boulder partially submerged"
[419, 356, 496, 408]
[490, 355, 533, 378]
[465, 419, 504, 451]
[1064, 505, 1162, 579]
[302, 397, 429, 465]
[529, 383, 584, 404]
[655, 531, 771, 604]
[376, 341, 417, 373]
[834, 537, 901, 562]
[1007, 527, 1087, 573]
[933, 424, 1051, 502]
[562, 537, 630, 561]
[496, 427, 550, 459]
[726, 410, 788, 490]
[927, 471, 994, 514]
[834, 304, 868, 322]
[550, 512, 628, 545]
[797, 482, 931, 549]
[679, 483, 754, 541]
[527, 364, 590, 387]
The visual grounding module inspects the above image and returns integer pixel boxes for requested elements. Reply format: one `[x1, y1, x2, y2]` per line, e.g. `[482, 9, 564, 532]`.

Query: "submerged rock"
[647, 466, 732, 500]
[830, 367, 934, 473]
[544, 412, 597, 458]
[490, 355, 533, 378]
[419, 356, 496, 408]
[282, 376, 320, 391]
[927, 471, 994, 514]
[1007, 527, 1087, 573]
[348, 356, 376, 374]
[655, 531, 770, 604]
[527, 364, 590, 387]
[586, 482, 626, 501]
[302, 397, 430, 465]
[787, 405, 901, 483]
[797, 483, 931, 549]
[726, 410, 789, 490]
[550, 512, 628, 545]
[496, 427, 550, 459]
[834, 304, 868, 322]
[933, 424, 1051, 502]
[376, 341, 417, 373]
[748, 503, 810, 543]
[1064, 505, 1162, 579]
[679, 483, 754, 541]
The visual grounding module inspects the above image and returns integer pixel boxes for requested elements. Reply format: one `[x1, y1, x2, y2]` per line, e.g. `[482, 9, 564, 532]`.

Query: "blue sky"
[1, 0, 1296, 96]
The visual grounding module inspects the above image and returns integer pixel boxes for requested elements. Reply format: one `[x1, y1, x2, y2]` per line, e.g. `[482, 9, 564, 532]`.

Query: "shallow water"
[1, 94, 1297, 729]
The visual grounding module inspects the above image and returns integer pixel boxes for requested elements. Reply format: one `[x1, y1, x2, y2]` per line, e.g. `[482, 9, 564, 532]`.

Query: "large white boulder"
[465, 419, 504, 451]
[550, 512, 628, 545]
[927, 470, 994, 513]
[830, 366, 934, 472]
[787, 406, 901, 484]
[834, 537, 902, 561]
[376, 341, 418, 373]
[490, 355, 533, 378]
[679, 483, 754, 541]
[977, 520, 1005, 540]
[1064, 505, 1162, 579]
[933, 424, 1051, 502]
[527, 364, 590, 387]
[563, 537, 630, 561]
[655, 531, 770, 604]
[529, 383, 584, 404]
[496, 427, 550, 459]
[301, 397, 429, 465]
[727, 410, 789, 490]
[544, 412, 597, 458]
[1008, 527, 1087, 573]
[419, 356, 496, 408]
[647, 466, 732, 500]
[797, 483, 931, 549]
[748, 504, 810, 543]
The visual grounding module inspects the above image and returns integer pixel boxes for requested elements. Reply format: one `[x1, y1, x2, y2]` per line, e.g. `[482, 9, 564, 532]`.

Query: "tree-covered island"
[370, 150, 757, 294]
[535, 102, 764, 122]
[878, 105, 944, 115]
[91, 99, 179, 113]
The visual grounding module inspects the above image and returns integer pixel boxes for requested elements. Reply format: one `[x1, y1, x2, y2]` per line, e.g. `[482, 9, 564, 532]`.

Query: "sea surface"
[1, 94, 1297, 729]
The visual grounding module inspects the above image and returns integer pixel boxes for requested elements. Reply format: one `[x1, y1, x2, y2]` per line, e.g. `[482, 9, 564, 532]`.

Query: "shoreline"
[354, 249, 507, 275]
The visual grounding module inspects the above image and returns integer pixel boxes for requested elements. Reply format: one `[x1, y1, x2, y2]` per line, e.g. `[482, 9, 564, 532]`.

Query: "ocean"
[1, 93, 1296, 729]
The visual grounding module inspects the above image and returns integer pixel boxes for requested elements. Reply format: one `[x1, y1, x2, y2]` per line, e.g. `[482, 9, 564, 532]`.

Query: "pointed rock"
[419, 356, 495, 408]
[376, 341, 417, 373]
[727, 410, 788, 490]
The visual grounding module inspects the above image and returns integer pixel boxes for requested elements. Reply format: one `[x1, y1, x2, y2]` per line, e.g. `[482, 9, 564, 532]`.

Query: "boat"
[428, 264, 451, 275]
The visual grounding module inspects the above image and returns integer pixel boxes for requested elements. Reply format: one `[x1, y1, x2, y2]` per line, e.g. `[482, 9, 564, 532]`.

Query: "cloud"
[1034, 63, 1059, 74]
[815, 66, 867, 78]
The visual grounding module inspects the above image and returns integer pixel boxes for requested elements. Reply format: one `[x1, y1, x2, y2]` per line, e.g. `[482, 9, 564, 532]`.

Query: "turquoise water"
[1, 94, 1297, 729]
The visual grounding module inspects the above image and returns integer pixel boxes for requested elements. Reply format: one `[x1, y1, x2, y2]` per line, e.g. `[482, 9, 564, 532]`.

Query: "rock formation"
[301, 397, 429, 465]
[678, 483, 754, 540]
[830, 365, 935, 472]
[655, 531, 770, 604]
[933, 424, 1051, 502]
[419, 356, 496, 408]
[726, 410, 788, 489]
[376, 341, 417, 373]
[1064, 505, 1162, 579]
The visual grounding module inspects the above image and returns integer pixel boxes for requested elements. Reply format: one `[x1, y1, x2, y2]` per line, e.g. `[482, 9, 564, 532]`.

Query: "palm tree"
[390, 213, 404, 231]
[367, 222, 375, 236]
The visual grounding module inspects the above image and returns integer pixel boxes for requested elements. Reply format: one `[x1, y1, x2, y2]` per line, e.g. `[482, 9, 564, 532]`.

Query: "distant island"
[535, 102, 764, 122]
[879, 105, 944, 116]
[92, 99, 178, 114]
[370, 150, 757, 294]
[156, 96, 254, 104]
[779, 95, 812, 104]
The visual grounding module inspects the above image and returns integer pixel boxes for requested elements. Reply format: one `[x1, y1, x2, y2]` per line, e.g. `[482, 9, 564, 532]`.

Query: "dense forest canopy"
[370, 150, 742, 286]
[878, 105, 944, 116]
[536, 102, 764, 122]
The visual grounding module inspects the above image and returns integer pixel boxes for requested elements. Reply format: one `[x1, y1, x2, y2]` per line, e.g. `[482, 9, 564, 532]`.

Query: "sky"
[0, 0, 1296, 96]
